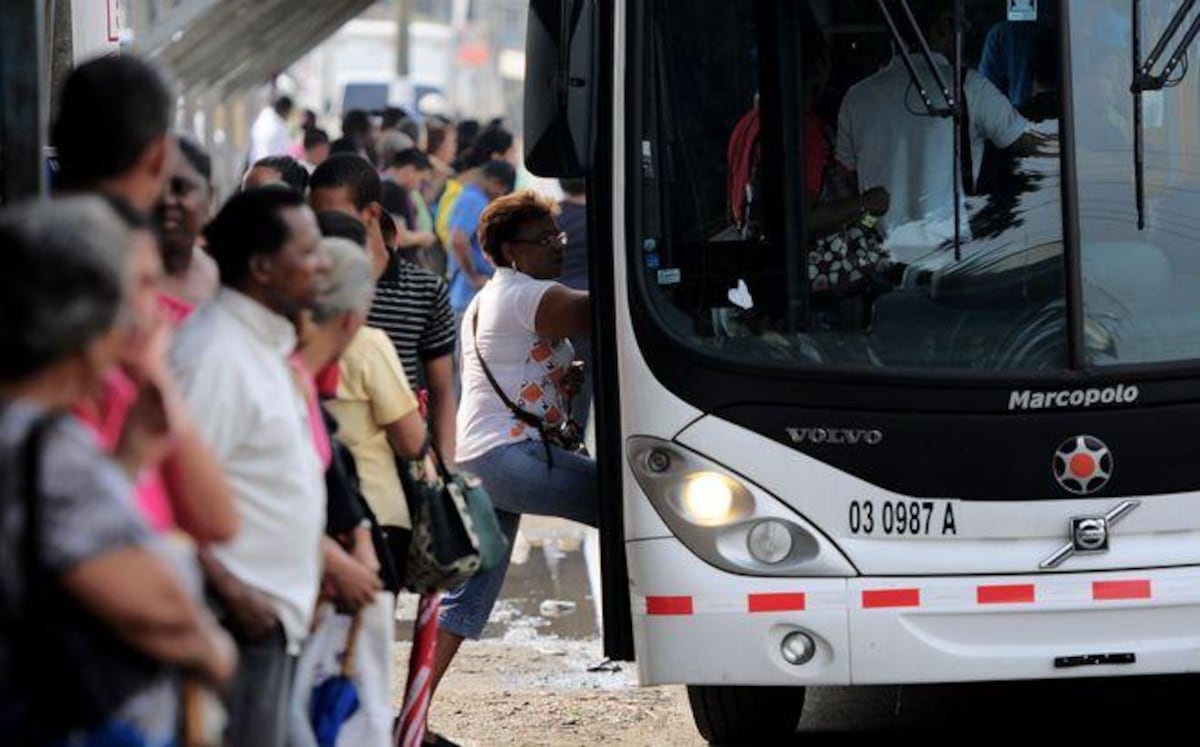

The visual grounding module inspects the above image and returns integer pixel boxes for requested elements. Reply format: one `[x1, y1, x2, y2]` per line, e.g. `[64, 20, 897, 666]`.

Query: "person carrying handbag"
[423, 190, 599, 747]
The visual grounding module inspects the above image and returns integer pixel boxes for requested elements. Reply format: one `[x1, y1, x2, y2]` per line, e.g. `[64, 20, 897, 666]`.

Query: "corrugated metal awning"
[132, 0, 376, 96]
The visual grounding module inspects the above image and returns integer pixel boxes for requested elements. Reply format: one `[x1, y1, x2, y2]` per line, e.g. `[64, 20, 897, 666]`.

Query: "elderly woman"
[0, 197, 234, 744]
[426, 190, 597, 745]
[296, 237, 427, 746]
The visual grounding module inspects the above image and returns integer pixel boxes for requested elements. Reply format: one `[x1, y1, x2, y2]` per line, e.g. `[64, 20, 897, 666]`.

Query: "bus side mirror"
[524, 0, 595, 177]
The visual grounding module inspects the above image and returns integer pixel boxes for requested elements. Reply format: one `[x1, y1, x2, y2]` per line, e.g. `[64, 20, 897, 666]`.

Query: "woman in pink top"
[75, 201, 237, 543]
[156, 134, 220, 319]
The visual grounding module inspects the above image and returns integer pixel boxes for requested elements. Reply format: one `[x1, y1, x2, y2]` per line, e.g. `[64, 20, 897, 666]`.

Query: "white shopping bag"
[295, 594, 396, 747]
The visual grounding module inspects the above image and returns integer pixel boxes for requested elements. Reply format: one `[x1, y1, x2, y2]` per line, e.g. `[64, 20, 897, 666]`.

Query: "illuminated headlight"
[680, 472, 737, 526]
[627, 436, 855, 577]
[747, 519, 794, 564]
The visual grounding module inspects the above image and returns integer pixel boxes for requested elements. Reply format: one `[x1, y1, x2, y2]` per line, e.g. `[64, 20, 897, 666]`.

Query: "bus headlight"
[681, 473, 737, 525]
[627, 436, 855, 577]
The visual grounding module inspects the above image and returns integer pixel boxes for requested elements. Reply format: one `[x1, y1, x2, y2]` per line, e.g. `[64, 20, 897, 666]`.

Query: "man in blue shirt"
[447, 159, 516, 313]
[979, 5, 1058, 108]
[447, 158, 516, 396]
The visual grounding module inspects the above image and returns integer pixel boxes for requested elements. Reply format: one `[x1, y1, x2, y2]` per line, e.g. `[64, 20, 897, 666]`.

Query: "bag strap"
[471, 305, 555, 467]
[0, 413, 59, 660]
[19, 414, 59, 589]
[471, 306, 554, 437]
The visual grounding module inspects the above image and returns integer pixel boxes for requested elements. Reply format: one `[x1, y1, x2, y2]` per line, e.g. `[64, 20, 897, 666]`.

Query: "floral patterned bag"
[807, 221, 891, 299]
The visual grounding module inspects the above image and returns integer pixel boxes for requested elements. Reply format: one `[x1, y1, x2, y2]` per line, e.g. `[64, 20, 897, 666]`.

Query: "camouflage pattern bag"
[403, 461, 482, 593]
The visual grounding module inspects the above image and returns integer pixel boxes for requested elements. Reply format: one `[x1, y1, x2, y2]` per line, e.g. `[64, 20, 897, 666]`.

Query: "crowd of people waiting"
[1, 52, 595, 747]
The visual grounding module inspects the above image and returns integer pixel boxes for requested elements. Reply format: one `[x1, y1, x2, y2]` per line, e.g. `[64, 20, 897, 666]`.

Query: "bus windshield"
[634, 0, 1200, 373]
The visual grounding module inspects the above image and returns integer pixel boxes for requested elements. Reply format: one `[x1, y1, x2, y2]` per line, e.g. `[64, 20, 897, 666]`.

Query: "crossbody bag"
[471, 305, 585, 469]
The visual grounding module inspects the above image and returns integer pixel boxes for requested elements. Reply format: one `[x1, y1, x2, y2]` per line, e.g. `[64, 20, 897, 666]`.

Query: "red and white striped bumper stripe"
[638, 577, 1161, 616]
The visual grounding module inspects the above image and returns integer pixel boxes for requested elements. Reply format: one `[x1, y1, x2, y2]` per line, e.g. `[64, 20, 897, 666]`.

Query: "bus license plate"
[847, 500, 958, 537]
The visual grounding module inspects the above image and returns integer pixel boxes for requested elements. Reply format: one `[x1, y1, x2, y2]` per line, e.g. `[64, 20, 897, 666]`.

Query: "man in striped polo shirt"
[309, 154, 459, 464]
[369, 252, 457, 463]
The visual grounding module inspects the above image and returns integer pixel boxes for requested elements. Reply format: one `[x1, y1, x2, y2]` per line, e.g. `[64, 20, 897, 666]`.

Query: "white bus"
[525, 0, 1200, 741]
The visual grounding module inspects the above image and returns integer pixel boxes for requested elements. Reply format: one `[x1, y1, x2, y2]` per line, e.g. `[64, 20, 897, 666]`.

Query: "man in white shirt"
[172, 186, 330, 747]
[250, 95, 295, 163]
[835, 1, 1054, 263]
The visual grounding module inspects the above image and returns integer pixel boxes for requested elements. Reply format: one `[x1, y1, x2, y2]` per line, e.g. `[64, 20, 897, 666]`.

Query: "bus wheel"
[686, 684, 806, 744]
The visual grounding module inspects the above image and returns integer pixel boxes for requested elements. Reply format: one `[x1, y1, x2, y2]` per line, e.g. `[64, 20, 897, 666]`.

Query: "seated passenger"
[727, 28, 891, 302]
[835, 0, 1054, 263]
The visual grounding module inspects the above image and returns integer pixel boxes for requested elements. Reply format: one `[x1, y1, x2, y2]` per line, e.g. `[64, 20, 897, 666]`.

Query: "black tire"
[686, 684, 806, 745]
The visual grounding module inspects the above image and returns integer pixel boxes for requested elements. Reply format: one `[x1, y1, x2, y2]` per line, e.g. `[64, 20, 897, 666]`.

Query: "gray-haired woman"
[0, 197, 234, 744]
[294, 237, 428, 746]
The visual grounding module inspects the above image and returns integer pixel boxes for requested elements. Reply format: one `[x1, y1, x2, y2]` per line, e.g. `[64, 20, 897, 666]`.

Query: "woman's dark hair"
[316, 210, 368, 247]
[251, 155, 309, 193]
[178, 133, 213, 183]
[52, 55, 172, 186]
[0, 197, 129, 381]
[477, 190, 558, 268]
[204, 186, 308, 288]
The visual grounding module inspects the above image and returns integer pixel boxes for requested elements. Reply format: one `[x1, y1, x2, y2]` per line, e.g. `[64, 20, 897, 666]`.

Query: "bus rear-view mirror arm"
[875, 0, 959, 119]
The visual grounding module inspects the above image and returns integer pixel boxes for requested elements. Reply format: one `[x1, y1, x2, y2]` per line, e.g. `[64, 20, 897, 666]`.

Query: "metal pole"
[396, 0, 411, 78]
[0, 0, 47, 203]
[46, 0, 73, 130]
[952, 0, 962, 259]
[1134, 0, 1146, 230]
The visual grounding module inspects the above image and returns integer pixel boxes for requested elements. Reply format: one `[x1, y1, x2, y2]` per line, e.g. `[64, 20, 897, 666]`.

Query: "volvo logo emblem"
[1052, 435, 1113, 495]
[1072, 517, 1108, 552]
[1040, 501, 1140, 569]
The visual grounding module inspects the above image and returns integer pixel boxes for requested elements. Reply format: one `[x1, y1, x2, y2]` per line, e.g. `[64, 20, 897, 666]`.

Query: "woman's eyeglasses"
[511, 231, 568, 250]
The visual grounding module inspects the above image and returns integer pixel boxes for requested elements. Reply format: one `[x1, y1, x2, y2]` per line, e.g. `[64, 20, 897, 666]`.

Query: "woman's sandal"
[423, 732, 463, 747]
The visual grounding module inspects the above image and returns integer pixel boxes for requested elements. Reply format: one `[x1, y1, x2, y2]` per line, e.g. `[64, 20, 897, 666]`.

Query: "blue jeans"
[439, 440, 599, 639]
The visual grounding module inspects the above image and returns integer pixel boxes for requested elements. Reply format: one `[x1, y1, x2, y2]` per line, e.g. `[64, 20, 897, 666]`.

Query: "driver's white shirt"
[836, 53, 1028, 263]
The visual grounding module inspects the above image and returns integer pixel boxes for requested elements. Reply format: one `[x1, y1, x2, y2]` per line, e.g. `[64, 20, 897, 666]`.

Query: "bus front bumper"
[628, 536, 1200, 686]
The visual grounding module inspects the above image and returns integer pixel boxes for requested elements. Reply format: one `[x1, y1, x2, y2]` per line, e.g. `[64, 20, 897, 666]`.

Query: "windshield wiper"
[1131, 0, 1200, 230]
[875, 0, 966, 259]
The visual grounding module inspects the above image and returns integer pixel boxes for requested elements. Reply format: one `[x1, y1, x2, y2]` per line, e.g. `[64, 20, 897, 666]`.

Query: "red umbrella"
[396, 593, 440, 747]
